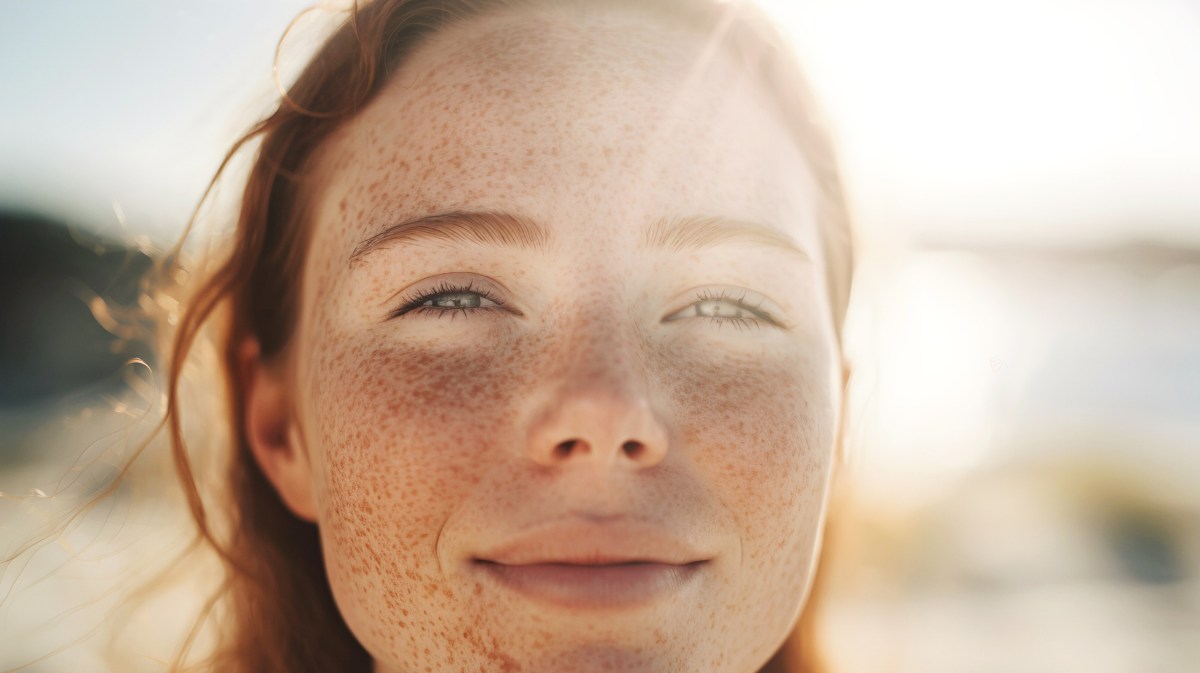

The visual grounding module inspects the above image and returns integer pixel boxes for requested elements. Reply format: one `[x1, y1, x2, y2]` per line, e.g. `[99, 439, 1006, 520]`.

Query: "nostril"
[546, 439, 653, 462]
[554, 439, 579, 458]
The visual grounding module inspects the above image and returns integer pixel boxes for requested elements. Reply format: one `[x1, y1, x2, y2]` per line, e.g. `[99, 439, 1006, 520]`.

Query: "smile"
[472, 559, 708, 610]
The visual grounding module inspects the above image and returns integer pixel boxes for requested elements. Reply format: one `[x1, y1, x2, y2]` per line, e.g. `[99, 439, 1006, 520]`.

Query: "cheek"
[309, 329, 524, 539]
[665, 338, 835, 606]
[301, 328, 529, 644]
[668, 339, 834, 507]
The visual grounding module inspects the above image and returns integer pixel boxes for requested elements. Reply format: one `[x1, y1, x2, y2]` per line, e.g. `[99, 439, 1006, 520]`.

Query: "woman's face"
[282, 6, 843, 673]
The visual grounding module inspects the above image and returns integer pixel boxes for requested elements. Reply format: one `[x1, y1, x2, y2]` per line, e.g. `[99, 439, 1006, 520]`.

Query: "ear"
[239, 338, 318, 523]
[834, 359, 854, 472]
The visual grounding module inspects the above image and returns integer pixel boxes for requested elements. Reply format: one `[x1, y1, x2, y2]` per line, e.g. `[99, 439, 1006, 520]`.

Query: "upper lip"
[473, 518, 711, 566]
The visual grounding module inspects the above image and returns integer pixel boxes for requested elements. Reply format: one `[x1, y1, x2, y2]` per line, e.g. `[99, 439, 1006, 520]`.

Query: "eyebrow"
[349, 210, 811, 263]
[641, 214, 812, 261]
[349, 210, 550, 264]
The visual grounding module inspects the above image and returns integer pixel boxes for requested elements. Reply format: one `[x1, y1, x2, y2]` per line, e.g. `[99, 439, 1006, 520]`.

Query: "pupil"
[700, 300, 730, 317]
[695, 299, 751, 320]
[434, 293, 481, 309]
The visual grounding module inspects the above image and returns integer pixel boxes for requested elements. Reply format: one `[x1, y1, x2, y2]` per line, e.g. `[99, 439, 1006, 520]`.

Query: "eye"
[387, 280, 507, 319]
[665, 289, 781, 330]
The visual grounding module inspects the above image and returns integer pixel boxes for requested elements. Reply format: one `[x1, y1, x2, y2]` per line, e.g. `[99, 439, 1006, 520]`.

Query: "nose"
[525, 378, 670, 470]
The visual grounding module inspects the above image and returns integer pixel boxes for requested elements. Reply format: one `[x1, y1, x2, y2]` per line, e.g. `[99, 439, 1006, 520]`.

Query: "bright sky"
[768, 0, 1200, 248]
[0, 0, 314, 243]
[2, 0, 1198, 247]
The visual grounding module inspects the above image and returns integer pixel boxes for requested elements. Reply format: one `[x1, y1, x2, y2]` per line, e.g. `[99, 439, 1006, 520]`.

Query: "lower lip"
[473, 560, 706, 610]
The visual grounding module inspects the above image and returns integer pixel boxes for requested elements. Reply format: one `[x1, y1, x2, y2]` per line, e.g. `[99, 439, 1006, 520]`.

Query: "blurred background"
[2, 0, 1198, 671]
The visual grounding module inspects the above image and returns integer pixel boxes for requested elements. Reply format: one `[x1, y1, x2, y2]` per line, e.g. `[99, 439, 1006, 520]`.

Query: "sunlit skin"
[247, 4, 845, 673]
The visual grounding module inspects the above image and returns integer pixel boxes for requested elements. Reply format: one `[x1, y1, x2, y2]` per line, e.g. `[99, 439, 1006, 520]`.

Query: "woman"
[162, 0, 855, 671]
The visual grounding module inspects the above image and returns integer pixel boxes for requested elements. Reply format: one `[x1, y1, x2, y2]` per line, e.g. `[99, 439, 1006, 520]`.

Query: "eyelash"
[387, 280, 508, 320]
[387, 283, 779, 329]
[685, 288, 779, 331]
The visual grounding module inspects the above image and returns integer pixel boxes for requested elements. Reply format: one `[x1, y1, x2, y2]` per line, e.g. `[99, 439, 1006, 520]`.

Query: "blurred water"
[824, 241, 1200, 673]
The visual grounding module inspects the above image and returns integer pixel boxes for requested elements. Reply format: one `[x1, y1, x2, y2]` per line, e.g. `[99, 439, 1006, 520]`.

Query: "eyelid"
[665, 285, 791, 329]
[381, 273, 522, 319]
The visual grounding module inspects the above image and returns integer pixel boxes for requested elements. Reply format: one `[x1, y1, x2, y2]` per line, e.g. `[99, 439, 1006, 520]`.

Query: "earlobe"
[240, 338, 319, 523]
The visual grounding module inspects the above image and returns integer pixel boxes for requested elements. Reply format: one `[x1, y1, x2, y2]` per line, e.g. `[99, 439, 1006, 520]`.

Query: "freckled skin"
[286, 6, 841, 673]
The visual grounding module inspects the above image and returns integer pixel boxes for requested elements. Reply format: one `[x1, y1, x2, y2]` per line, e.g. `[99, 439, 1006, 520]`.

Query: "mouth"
[471, 558, 708, 610]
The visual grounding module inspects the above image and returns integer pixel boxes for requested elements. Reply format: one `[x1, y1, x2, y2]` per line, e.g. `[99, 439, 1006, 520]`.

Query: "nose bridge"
[524, 309, 669, 470]
[562, 319, 643, 393]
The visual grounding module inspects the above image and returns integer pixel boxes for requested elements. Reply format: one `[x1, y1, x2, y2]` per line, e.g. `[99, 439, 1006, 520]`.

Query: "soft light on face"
[289, 5, 842, 673]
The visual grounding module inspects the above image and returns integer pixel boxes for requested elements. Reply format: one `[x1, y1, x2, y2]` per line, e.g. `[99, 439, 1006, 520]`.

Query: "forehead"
[310, 4, 821, 258]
